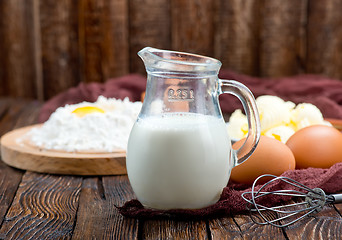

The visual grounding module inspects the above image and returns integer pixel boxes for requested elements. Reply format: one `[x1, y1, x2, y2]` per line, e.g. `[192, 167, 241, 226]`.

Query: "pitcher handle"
[218, 79, 261, 166]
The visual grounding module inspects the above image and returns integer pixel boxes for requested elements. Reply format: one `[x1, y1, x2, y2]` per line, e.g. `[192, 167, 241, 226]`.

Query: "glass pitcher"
[126, 47, 260, 210]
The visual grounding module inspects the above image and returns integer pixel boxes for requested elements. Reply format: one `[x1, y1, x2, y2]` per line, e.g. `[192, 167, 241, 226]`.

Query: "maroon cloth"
[38, 70, 342, 122]
[118, 162, 342, 220]
[218, 70, 342, 119]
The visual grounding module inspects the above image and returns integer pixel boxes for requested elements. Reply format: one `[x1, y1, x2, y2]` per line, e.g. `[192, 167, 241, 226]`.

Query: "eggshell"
[286, 125, 342, 169]
[230, 136, 296, 185]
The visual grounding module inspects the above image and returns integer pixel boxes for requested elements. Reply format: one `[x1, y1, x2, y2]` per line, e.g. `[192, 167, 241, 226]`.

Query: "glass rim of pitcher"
[138, 47, 222, 73]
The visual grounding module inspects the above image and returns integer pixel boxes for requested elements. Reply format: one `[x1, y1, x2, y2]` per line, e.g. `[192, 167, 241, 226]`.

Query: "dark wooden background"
[1, 0, 342, 101]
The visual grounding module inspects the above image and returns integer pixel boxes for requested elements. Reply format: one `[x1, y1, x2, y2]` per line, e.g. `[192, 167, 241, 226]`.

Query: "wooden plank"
[78, 0, 129, 83]
[333, 203, 342, 219]
[306, 0, 342, 79]
[72, 176, 139, 239]
[259, 0, 307, 77]
[40, 0, 80, 99]
[143, 219, 208, 239]
[129, 0, 171, 74]
[0, 161, 24, 231]
[209, 218, 243, 239]
[171, 0, 215, 57]
[0, 98, 41, 137]
[0, 99, 40, 230]
[0, 99, 30, 136]
[214, 0, 260, 75]
[32, 0, 44, 101]
[0, 172, 82, 239]
[102, 0, 129, 79]
[12, 100, 42, 128]
[0, 0, 39, 98]
[0, 4, 5, 95]
[282, 204, 342, 239]
[209, 213, 286, 239]
[0, 99, 12, 124]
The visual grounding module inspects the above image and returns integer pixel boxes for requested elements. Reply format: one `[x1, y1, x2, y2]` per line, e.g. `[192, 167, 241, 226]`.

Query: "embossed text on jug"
[168, 88, 194, 101]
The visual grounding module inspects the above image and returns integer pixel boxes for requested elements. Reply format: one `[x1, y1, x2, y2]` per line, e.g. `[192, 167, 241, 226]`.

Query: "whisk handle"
[331, 194, 342, 203]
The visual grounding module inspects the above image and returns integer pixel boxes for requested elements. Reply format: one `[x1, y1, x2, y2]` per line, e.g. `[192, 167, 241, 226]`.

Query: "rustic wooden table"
[0, 98, 341, 240]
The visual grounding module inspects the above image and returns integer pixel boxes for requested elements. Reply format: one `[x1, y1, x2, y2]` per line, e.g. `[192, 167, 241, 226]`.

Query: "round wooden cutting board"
[0, 124, 127, 175]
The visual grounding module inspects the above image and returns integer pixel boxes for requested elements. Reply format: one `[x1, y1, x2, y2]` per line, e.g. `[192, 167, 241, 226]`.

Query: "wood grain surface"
[1, 0, 342, 100]
[214, 0, 260, 76]
[0, 98, 342, 240]
[0, 0, 39, 99]
[259, 0, 306, 77]
[209, 218, 243, 239]
[79, 0, 130, 84]
[72, 176, 139, 239]
[129, 0, 171, 74]
[143, 219, 208, 239]
[0, 161, 23, 233]
[0, 173, 82, 239]
[209, 214, 286, 240]
[171, 0, 215, 57]
[306, 0, 342, 79]
[39, 0, 80, 100]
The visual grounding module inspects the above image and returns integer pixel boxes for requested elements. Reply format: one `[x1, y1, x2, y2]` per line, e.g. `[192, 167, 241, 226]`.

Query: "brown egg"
[286, 125, 342, 169]
[230, 136, 296, 185]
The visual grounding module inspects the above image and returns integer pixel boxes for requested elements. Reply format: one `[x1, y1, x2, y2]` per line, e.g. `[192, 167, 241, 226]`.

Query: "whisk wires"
[241, 174, 328, 228]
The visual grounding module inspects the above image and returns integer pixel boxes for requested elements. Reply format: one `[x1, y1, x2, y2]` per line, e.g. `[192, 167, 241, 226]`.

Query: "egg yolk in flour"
[72, 106, 105, 117]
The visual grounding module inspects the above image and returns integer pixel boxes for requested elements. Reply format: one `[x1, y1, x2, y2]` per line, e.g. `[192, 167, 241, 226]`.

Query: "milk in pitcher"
[126, 112, 233, 209]
[126, 47, 261, 210]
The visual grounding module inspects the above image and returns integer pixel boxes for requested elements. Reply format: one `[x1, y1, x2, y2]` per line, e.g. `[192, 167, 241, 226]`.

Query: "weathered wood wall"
[1, 0, 342, 101]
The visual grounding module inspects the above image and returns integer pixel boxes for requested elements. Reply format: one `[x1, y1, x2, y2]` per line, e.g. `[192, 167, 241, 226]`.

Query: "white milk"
[126, 112, 232, 209]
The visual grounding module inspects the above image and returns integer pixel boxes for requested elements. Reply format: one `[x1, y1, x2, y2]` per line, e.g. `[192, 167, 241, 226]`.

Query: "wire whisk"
[241, 174, 342, 228]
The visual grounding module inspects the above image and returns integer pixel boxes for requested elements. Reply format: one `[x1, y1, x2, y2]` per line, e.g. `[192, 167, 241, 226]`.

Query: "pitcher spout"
[137, 47, 157, 63]
[138, 47, 221, 74]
